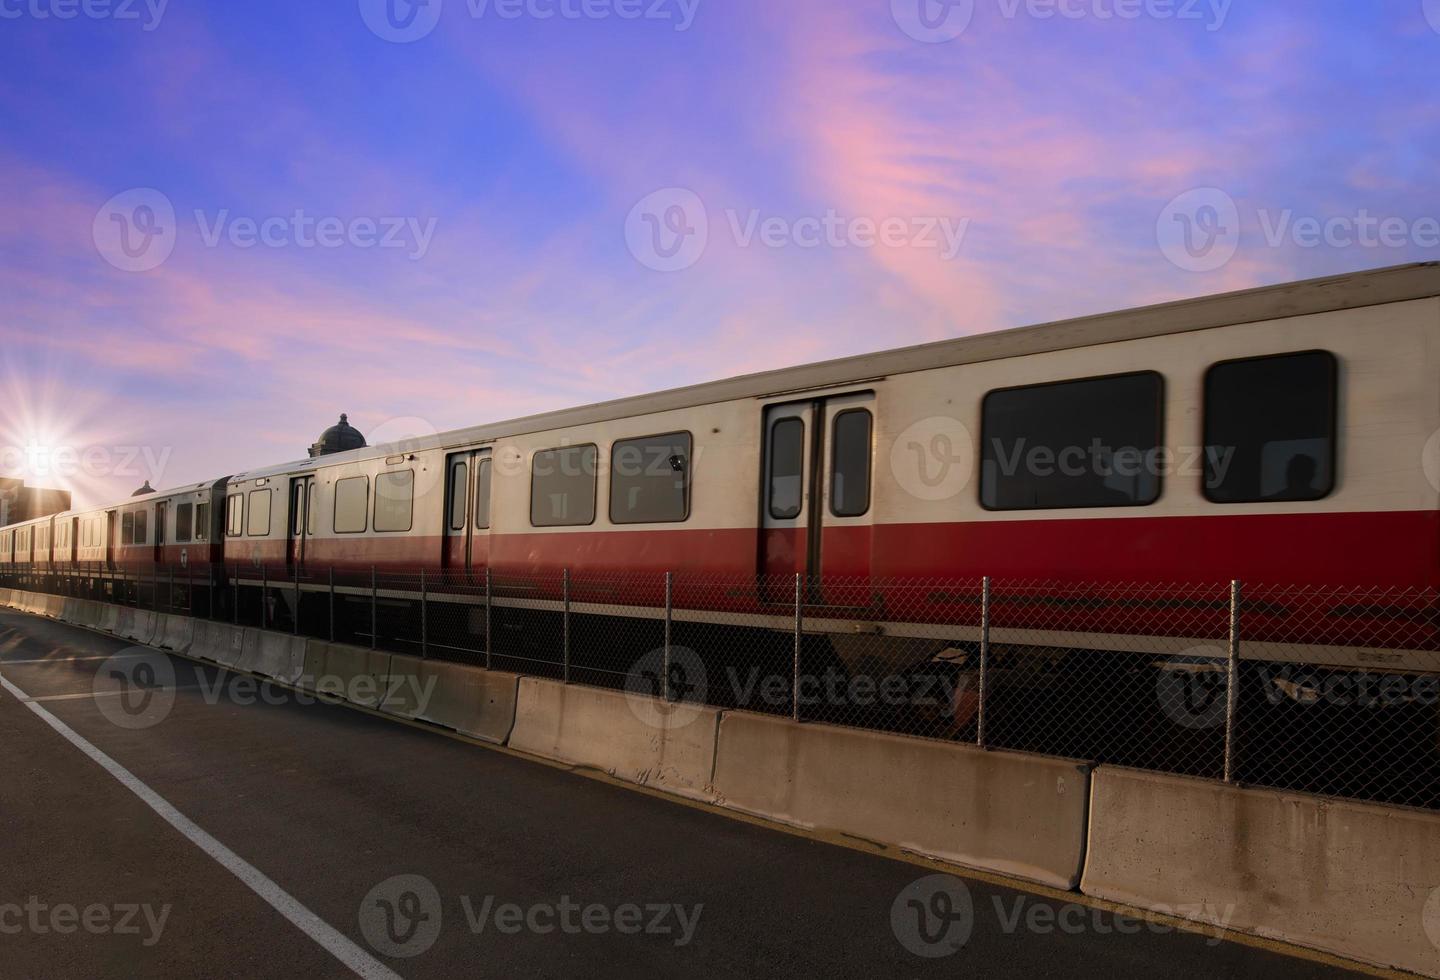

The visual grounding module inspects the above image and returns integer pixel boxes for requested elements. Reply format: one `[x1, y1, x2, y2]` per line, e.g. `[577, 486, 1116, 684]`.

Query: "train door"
[105, 510, 117, 568]
[154, 501, 167, 563]
[444, 449, 493, 575]
[760, 392, 876, 603]
[288, 476, 316, 570]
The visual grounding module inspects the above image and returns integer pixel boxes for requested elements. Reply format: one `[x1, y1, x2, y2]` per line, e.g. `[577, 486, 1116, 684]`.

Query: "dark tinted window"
[830, 410, 872, 517]
[611, 432, 691, 524]
[195, 502, 210, 542]
[246, 490, 270, 536]
[121, 511, 134, 545]
[1204, 351, 1336, 503]
[134, 509, 148, 543]
[176, 503, 193, 542]
[981, 372, 1164, 510]
[334, 477, 368, 533]
[374, 470, 414, 532]
[768, 418, 805, 520]
[449, 461, 468, 531]
[531, 446, 597, 527]
[475, 458, 492, 530]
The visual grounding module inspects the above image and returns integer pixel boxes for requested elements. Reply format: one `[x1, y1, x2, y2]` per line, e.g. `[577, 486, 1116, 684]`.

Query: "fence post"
[977, 576, 991, 749]
[151, 565, 158, 611]
[1224, 579, 1242, 784]
[293, 563, 300, 636]
[207, 565, 214, 620]
[792, 571, 803, 723]
[232, 564, 239, 624]
[328, 565, 335, 642]
[420, 568, 428, 659]
[484, 566, 492, 671]
[370, 566, 377, 651]
[663, 571, 673, 702]
[168, 565, 174, 612]
[562, 568, 571, 684]
[186, 561, 192, 615]
[260, 563, 268, 629]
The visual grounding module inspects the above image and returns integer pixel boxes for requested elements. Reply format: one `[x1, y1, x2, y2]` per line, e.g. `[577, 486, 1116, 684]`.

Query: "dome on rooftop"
[309, 413, 367, 458]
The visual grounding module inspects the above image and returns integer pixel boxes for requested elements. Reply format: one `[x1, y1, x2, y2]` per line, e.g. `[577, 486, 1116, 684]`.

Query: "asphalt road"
[0, 609, 1364, 979]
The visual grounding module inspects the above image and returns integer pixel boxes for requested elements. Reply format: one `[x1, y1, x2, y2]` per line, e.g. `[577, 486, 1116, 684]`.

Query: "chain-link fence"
[4, 563, 1439, 811]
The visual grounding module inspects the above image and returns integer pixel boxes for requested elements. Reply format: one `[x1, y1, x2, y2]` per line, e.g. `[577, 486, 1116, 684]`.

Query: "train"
[4, 262, 1440, 689]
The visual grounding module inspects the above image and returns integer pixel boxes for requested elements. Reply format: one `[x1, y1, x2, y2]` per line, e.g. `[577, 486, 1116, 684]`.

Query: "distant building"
[308, 413, 367, 458]
[0, 478, 72, 526]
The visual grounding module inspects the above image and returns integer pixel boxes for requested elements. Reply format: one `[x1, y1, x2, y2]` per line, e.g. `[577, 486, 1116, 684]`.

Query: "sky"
[0, 0, 1438, 507]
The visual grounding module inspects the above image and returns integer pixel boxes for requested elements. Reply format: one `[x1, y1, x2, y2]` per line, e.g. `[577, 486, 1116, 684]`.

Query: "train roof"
[229, 261, 1440, 481]
[17, 261, 1440, 507]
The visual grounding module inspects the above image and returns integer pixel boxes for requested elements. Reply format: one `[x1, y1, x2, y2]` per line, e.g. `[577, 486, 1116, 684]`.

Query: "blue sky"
[1, 0, 1438, 505]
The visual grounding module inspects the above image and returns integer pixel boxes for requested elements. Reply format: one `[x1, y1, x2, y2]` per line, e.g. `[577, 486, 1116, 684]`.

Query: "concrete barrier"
[73, 600, 104, 628]
[190, 620, 247, 666]
[235, 628, 307, 685]
[508, 678, 720, 801]
[301, 641, 393, 708]
[114, 608, 158, 645]
[711, 712, 1091, 889]
[42, 595, 64, 618]
[0, 588, 12, 607]
[152, 614, 195, 654]
[380, 656, 520, 744]
[96, 602, 120, 635]
[1081, 767, 1440, 977]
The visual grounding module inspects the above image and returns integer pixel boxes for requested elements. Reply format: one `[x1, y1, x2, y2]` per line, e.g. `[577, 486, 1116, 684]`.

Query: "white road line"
[3, 654, 149, 665]
[0, 673, 402, 980]
[18, 686, 201, 703]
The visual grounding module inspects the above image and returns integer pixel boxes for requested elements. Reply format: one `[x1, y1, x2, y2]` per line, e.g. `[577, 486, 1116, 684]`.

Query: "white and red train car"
[5, 263, 1440, 671]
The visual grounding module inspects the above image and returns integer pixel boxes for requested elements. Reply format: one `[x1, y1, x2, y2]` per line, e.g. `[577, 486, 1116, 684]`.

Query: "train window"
[334, 476, 369, 533]
[449, 460, 468, 531]
[306, 483, 316, 537]
[121, 511, 134, 545]
[475, 458, 492, 530]
[981, 371, 1164, 510]
[134, 509, 148, 544]
[176, 503, 193, 543]
[610, 432, 691, 525]
[830, 410, 872, 517]
[374, 470, 415, 532]
[1203, 350, 1337, 503]
[226, 495, 243, 537]
[768, 418, 805, 520]
[196, 502, 210, 542]
[247, 490, 271, 536]
[530, 445, 597, 527]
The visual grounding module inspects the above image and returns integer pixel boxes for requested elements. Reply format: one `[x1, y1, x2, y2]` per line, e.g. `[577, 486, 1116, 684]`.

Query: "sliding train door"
[760, 392, 876, 603]
[287, 476, 316, 571]
[443, 449, 492, 576]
